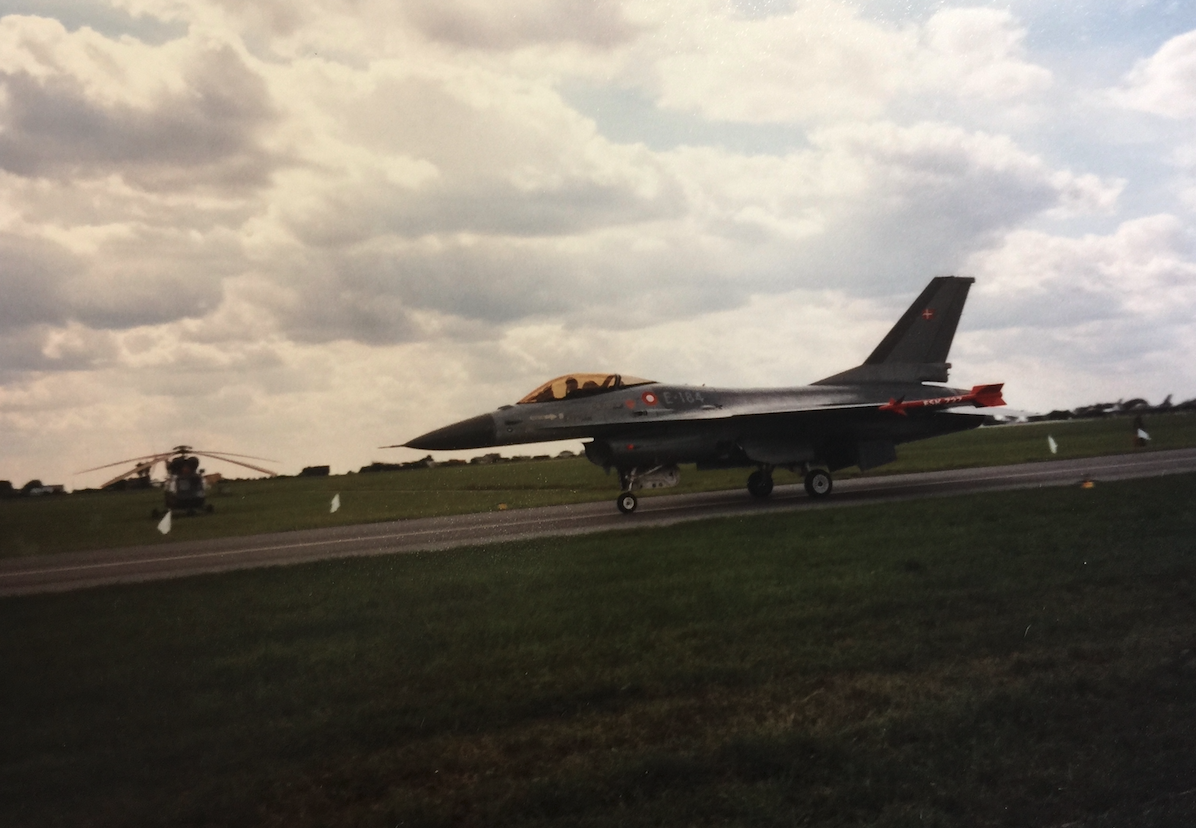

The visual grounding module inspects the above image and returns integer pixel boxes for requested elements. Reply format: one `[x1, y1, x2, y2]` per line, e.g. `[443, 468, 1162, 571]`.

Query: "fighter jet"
[399, 276, 1004, 513]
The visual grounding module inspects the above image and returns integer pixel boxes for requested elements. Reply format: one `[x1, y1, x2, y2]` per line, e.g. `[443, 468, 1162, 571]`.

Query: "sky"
[2, 0, 1196, 487]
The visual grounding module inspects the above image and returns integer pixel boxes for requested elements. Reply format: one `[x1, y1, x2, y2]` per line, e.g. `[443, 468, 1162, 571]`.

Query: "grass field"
[4, 412, 1195, 558]
[2, 472, 1195, 827]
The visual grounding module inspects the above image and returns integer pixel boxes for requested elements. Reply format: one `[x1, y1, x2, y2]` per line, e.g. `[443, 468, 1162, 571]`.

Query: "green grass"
[3, 412, 1195, 558]
[2, 473, 1196, 827]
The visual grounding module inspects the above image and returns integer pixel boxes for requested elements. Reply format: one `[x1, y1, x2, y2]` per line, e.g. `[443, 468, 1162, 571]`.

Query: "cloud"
[646, 123, 1120, 296]
[631, 1, 913, 123]
[965, 215, 1196, 362]
[63, 225, 233, 329]
[399, 0, 636, 50]
[1113, 28, 1196, 118]
[917, 8, 1052, 101]
[0, 215, 237, 329]
[0, 4, 1089, 351]
[621, 2, 1050, 125]
[0, 15, 280, 188]
[236, 115, 1121, 346]
[272, 66, 681, 245]
[0, 232, 80, 333]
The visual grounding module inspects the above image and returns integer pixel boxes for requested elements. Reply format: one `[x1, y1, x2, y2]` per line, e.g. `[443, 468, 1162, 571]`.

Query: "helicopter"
[78, 446, 278, 518]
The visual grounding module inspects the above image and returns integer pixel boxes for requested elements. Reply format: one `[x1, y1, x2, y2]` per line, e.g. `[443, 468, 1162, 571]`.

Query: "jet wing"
[584, 383, 1004, 471]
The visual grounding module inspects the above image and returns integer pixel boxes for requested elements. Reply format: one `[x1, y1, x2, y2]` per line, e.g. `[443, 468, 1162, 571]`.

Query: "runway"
[3, 448, 1195, 597]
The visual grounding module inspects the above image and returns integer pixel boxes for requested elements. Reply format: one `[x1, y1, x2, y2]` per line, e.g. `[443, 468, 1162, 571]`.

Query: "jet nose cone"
[404, 413, 497, 451]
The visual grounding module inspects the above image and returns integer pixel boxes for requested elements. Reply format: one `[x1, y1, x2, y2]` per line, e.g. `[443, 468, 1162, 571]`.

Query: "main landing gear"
[747, 468, 774, 498]
[803, 468, 832, 498]
[745, 466, 834, 500]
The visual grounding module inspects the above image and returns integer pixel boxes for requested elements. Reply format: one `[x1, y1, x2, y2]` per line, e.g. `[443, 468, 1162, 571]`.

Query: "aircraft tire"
[747, 469, 774, 498]
[804, 469, 833, 498]
[616, 491, 638, 514]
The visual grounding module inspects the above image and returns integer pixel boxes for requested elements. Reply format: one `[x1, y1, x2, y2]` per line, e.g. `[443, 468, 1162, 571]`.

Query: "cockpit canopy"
[517, 373, 655, 404]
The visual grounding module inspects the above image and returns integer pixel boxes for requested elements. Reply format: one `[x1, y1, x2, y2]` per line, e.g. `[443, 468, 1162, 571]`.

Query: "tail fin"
[814, 276, 974, 385]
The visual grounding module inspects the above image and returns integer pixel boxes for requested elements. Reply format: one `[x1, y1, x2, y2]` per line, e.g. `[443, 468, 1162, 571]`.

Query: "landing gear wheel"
[747, 469, 774, 498]
[804, 469, 832, 498]
[616, 491, 638, 514]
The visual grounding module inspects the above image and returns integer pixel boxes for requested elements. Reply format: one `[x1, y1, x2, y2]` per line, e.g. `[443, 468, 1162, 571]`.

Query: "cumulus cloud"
[635, 1, 911, 123]
[0, 16, 280, 188]
[966, 215, 1196, 366]
[0, 232, 80, 333]
[786, 214, 1196, 413]
[236, 116, 1120, 346]
[636, 123, 1122, 301]
[618, 2, 1050, 125]
[917, 8, 1051, 101]
[400, 0, 635, 50]
[1113, 28, 1196, 118]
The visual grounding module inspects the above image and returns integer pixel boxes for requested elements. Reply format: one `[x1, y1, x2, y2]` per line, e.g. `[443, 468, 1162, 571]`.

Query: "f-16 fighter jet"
[400, 276, 1004, 513]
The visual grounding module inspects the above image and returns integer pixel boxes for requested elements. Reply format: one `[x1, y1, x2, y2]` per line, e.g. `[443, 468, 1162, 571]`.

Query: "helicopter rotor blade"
[190, 449, 280, 464]
[98, 460, 159, 489]
[76, 453, 171, 475]
[190, 452, 278, 477]
[79, 447, 278, 481]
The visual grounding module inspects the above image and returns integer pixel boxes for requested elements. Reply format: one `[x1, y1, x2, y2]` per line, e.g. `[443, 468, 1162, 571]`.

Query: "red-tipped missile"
[968, 383, 1007, 408]
[879, 383, 1005, 416]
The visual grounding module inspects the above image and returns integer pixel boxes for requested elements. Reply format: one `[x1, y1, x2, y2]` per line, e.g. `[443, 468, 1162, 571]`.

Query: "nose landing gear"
[613, 465, 682, 514]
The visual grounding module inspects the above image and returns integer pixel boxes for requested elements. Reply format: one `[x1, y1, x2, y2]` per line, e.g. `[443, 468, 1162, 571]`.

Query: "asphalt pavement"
[3, 448, 1195, 596]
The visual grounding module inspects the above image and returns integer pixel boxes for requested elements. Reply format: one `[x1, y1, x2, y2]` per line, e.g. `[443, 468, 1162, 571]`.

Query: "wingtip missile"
[969, 383, 1006, 408]
[879, 383, 1005, 415]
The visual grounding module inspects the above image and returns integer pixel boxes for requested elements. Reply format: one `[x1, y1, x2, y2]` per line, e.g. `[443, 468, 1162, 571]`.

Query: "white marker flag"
[1048, 436, 1058, 455]
[157, 510, 172, 535]
[330, 493, 340, 513]
[1137, 428, 1151, 442]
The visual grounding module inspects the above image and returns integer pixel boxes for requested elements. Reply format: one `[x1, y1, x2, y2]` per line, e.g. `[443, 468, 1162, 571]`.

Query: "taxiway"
[3, 448, 1194, 596]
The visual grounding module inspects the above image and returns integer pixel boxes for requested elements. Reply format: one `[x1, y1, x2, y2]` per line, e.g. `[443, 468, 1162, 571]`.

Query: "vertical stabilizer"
[814, 276, 974, 385]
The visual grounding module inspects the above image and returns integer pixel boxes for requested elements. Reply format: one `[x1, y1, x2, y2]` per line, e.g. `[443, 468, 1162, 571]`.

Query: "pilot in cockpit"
[565, 378, 605, 399]
[517, 373, 655, 405]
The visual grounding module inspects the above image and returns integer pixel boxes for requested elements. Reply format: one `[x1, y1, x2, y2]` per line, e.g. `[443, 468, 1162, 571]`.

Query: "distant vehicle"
[398, 277, 1005, 513]
[78, 446, 277, 517]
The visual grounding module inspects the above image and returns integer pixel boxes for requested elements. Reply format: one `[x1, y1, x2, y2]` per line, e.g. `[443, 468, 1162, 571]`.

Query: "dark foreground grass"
[3, 474, 1196, 827]
[4, 411, 1196, 557]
